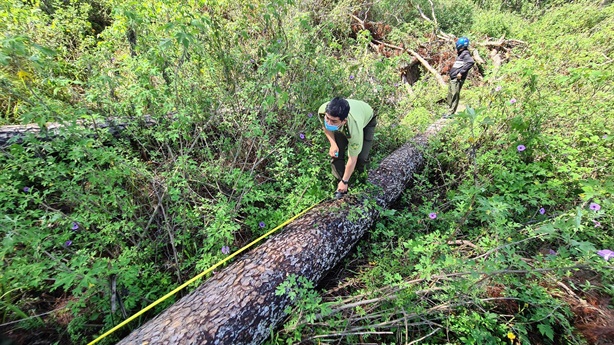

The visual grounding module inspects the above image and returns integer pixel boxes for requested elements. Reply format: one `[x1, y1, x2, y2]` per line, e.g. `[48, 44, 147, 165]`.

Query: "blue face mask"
[325, 119, 340, 132]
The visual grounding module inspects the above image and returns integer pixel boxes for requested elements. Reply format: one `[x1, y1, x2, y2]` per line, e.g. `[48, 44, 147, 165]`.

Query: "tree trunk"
[115, 120, 448, 345]
[0, 116, 157, 147]
[0, 123, 62, 147]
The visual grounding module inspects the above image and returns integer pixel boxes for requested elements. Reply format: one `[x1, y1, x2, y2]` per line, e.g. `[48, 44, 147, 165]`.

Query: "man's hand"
[336, 156, 357, 193]
[329, 145, 339, 158]
[456, 73, 462, 80]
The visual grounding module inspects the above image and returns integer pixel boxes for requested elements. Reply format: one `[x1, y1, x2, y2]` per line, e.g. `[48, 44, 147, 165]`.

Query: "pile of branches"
[349, 7, 527, 89]
[280, 264, 614, 344]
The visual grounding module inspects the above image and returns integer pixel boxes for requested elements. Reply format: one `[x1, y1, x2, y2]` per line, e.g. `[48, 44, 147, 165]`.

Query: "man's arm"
[337, 155, 358, 192]
[458, 51, 475, 76]
[324, 127, 339, 157]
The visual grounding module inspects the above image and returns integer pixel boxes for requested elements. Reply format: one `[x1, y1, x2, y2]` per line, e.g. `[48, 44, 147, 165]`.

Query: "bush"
[472, 10, 516, 38]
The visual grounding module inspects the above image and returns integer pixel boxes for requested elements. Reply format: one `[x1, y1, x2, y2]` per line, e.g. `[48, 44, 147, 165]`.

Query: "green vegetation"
[1, 0, 612, 344]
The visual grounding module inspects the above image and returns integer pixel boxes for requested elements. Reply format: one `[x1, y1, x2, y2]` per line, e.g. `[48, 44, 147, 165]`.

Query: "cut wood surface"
[115, 119, 449, 345]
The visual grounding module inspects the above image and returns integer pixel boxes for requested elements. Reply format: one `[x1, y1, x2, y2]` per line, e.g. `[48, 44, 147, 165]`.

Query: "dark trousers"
[331, 116, 377, 181]
[447, 78, 465, 114]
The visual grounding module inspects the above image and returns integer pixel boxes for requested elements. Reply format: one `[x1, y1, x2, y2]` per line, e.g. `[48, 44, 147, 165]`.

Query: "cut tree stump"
[114, 119, 449, 345]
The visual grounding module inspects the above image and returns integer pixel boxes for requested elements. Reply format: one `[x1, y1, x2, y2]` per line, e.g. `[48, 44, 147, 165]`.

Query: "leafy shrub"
[472, 10, 516, 38]
[435, 0, 475, 35]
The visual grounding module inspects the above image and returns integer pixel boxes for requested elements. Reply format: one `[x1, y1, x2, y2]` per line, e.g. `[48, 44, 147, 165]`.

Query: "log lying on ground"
[0, 116, 157, 147]
[116, 119, 449, 345]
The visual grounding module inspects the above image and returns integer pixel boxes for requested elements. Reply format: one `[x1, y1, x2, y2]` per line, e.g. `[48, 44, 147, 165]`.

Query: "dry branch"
[412, 0, 439, 31]
[372, 39, 447, 88]
[285, 266, 594, 343]
[490, 49, 504, 70]
[472, 49, 486, 65]
[480, 36, 527, 48]
[407, 49, 447, 87]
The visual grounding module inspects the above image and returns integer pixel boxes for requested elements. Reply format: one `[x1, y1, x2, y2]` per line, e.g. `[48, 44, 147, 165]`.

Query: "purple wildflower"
[71, 222, 79, 231]
[603, 135, 608, 139]
[308, 113, 313, 118]
[597, 249, 614, 261]
[510, 98, 517, 104]
[277, 39, 282, 43]
[517, 145, 526, 152]
[349, 75, 355, 80]
[64, 240, 72, 247]
[495, 86, 502, 92]
[259, 221, 266, 228]
[539, 208, 545, 215]
[593, 220, 601, 228]
[221, 246, 230, 255]
[548, 249, 557, 256]
[589, 203, 601, 211]
[299, 133, 305, 140]
[23, 186, 30, 192]
[428, 212, 437, 220]
[250, 58, 255, 63]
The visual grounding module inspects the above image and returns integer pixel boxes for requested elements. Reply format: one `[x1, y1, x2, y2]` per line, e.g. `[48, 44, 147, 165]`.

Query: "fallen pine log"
[114, 119, 449, 345]
[0, 116, 157, 147]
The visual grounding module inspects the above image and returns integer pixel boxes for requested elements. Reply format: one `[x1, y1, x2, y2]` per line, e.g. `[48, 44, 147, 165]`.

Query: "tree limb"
[414, 3, 434, 24]
[472, 49, 486, 65]
[407, 48, 447, 87]
[427, 0, 438, 30]
[479, 35, 527, 48]
[372, 39, 447, 88]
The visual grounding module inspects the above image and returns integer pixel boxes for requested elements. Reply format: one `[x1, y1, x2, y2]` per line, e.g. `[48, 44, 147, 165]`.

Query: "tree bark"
[115, 120, 448, 345]
[0, 116, 157, 147]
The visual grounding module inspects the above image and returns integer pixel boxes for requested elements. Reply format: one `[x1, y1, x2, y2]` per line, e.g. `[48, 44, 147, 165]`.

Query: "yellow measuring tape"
[87, 199, 323, 345]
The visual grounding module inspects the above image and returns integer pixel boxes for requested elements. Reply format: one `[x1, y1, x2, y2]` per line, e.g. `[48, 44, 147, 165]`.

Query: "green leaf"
[175, 32, 191, 48]
[0, 52, 10, 65]
[574, 208, 583, 228]
[31, 44, 56, 57]
[536, 223, 556, 236]
[537, 323, 554, 341]
[480, 116, 494, 125]
[569, 240, 596, 253]
[159, 38, 174, 49]
[52, 271, 77, 291]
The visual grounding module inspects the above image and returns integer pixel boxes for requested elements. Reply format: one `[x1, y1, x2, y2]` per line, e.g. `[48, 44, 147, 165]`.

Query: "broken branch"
[373, 39, 447, 88]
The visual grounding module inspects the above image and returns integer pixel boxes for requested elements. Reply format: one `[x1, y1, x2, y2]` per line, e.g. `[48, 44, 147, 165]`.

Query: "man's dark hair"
[325, 97, 350, 120]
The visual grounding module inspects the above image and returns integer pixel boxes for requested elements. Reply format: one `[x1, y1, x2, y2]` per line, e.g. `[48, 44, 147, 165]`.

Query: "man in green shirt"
[318, 97, 377, 195]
